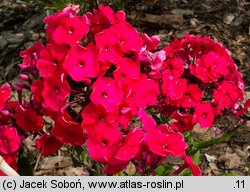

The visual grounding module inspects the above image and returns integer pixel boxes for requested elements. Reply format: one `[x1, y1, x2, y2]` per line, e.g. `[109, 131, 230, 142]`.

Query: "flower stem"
[0, 155, 19, 176]
[187, 125, 241, 156]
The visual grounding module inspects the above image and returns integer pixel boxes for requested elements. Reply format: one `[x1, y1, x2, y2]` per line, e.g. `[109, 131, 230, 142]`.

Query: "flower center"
[102, 92, 107, 98]
[79, 61, 84, 67]
[102, 139, 108, 146]
[69, 27, 74, 34]
[105, 46, 110, 52]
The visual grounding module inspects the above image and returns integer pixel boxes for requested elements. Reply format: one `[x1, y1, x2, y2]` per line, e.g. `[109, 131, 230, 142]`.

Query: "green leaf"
[155, 165, 175, 176]
[75, 146, 86, 163]
[221, 173, 237, 176]
[17, 147, 33, 176]
[192, 150, 200, 165]
[179, 168, 192, 176]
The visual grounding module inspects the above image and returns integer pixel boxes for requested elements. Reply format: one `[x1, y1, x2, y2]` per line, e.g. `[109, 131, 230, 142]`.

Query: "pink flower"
[171, 154, 202, 176]
[138, 110, 187, 157]
[113, 58, 140, 90]
[63, 43, 99, 82]
[162, 57, 184, 78]
[190, 51, 228, 83]
[81, 103, 119, 130]
[236, 99, 250, 116]
[150, 50, 166, 71]
[182, 155, 202, 176]
[213, 81, 240, 110]
[0, 126, 20, 154]
[115, 128, 144, 161]
[117, 95, 138, 130]
[44, 4, 80, 39]
[86, 4, 126, 34]
[162, 76, 187, 100]
[52, 16, 89, 45]
[103, 159, 129, 175]
[146, 129, 187, 157]
[176, 83, 203, 108]
[130, 75, 159, 108]
[170, 111, 195, 132]
[111, 22, 143, 53]
[14, 105, 44, 132]
[31, 80, 44, 104]
[42, 75, 71, 111]
[90, 77, 124, 112]
[193, 102, 215, 128]
[51, 111, 87, 146]
[87, 123, 122, 163]
[141, 33, 160, 50]
[37, 44, 68, 77]
[95, 28, 123, 64]
[0, 83, 11, 111]
[19, 41, 44, 69]
[36, 134, 62, 156]
[138, 110, 157, 132]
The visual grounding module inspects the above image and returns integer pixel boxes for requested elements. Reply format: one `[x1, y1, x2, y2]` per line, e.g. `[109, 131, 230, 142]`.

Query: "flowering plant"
[0, 4, 249, 176]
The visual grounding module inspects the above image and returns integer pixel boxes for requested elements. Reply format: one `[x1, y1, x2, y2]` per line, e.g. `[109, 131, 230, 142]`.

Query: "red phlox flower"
[0, 110, 10, 125]
[138, 110, 187, 157]
[163, 37, 184, 58]
[0, 83, 11, 111]
[162, 75, 187, 100]
[236, 99, 250, 116]
[42, 74, 71, 111]
[193, 102, 215, 128]
[190, 51, 228, 83]
[95, 28, 123, 64]
[87, 4, 126, 34]
[162, 57, 184, 78]
[5, 101, 18, 110]
[0, 126, 20, 154]
[146, 129, 187, 157]
[225, 62, 245, 93]
[141, 33, 160, 51]
[182, 155, 202, 176]
[117, 94, 138, 130]
[158, 103, 178, 117]
[150, 50, 166, 71]
[63, 43, 99, 82]
[90, 77, 124, 112]
[13, 105, 44, 132]
[115, 128, 144, 161]
[31, 80, 44, 104]
[87, 123, 122, 163]
[213, 81, 241, 111]
[170, 111, 195, 132]
[111, 22, 143, 53]
[81, 103, 119, 130]
[138, 110, 156, 132]
[36, 134, 63, 156]
[175, 83, 203, 108]
[44, 4, 80, 39]
[103, 158, 129, 175]
[51, 110, 87, 146]
[53, 16, 89, 45]
[37, 44, 68, 77]
[19, 41, 44, 70]
[114, 58, 140, 91]
[130, 75, 159, 108]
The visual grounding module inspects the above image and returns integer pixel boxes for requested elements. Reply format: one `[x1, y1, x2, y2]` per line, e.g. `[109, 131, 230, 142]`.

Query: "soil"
[0, 0, 249, 175]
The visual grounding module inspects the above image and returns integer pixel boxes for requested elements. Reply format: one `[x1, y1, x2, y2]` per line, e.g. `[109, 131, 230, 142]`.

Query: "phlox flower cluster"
[0, 4, 248, 176]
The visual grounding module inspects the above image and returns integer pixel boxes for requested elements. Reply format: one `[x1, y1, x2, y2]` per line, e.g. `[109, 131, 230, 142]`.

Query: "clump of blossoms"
[0, 4, 249, 176]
